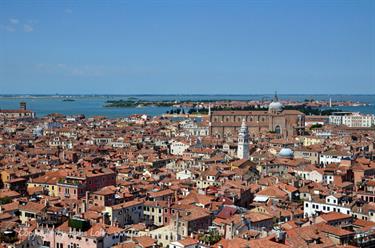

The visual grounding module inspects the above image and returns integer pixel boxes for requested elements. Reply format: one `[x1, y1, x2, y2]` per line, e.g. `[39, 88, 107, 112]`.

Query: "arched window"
[275, 125, 281, 134]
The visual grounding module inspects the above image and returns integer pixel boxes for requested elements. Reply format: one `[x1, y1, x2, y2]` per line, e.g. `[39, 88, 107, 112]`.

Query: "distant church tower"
[237, 119, 249, 160]
[208, 104, 212, 136]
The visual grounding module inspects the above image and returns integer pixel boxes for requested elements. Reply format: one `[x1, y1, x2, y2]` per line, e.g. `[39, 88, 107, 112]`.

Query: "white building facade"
[304, 195, 352, 218]
[319, 152, 351, 166]
[329, 112, 374, 127]
[170, 141, 190, 155]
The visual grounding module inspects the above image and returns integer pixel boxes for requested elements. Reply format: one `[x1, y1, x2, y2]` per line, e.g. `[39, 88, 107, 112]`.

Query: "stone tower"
[237, 119, 249, 160]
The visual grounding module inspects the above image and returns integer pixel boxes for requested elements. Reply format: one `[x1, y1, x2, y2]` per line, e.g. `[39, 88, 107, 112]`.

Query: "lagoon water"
[0, 95, 374, 118]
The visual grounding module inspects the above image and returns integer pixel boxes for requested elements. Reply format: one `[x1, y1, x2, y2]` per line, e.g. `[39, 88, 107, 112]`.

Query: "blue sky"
[0, 0, 374, 94]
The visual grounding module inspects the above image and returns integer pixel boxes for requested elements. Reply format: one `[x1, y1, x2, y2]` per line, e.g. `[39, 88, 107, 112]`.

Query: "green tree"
[310, 124, 323, 130]
[0, 196, 12, 205]
[199, 229, 222, 245]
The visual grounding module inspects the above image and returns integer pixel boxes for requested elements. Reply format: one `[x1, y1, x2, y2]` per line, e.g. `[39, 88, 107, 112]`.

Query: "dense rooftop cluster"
[0, 109, 375, 248]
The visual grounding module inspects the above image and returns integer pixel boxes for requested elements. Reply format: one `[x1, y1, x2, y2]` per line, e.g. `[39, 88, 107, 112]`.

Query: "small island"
[62, 99, 75, 102]
[104, 99, 176, 108]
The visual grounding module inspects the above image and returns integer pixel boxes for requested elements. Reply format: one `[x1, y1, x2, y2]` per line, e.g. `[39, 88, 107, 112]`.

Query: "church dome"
[269, 92, 283, 112]
[279, 148, 294, 158]
[269, 101, 283, 112]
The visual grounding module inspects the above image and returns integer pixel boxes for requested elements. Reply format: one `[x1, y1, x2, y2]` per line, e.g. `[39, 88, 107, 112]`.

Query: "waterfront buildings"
[0, 102, 35, 119]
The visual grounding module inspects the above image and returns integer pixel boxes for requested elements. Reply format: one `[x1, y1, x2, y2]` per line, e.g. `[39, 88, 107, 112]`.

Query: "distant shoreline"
[0, 94, 374, 117]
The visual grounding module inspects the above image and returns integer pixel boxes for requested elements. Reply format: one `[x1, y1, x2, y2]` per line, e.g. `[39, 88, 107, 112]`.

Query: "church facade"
[209, 96, 305, 139]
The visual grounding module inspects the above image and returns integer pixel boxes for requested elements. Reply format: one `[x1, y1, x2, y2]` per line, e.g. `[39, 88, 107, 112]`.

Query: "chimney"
[275, 230, 286, 244]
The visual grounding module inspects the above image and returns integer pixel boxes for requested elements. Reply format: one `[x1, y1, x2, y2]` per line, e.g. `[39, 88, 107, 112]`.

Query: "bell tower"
[237, 119, 249, 160]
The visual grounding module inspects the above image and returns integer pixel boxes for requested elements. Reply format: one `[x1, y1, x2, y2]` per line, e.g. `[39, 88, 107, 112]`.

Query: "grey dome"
[279, 148, 294, 158]
[269, 92, 283, 112]
[269, 101, 283, 112]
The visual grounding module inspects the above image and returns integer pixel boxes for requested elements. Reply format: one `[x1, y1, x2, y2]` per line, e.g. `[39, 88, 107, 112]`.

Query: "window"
[275, 125, 281, 134]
